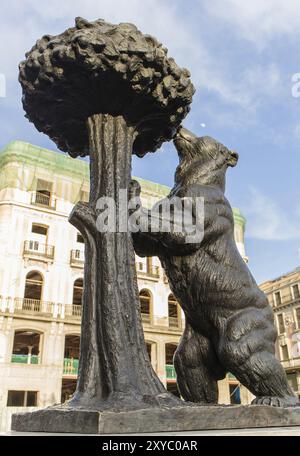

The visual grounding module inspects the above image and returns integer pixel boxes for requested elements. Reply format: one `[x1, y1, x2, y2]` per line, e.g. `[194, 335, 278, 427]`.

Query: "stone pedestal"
[11, 405, 300, 434]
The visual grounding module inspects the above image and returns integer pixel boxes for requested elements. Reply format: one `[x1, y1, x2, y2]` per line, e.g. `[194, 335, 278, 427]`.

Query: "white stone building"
[260, 270, 300, 400]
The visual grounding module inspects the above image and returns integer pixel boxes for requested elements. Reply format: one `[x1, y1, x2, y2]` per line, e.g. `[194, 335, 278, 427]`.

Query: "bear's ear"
[227, 150, 239, 167]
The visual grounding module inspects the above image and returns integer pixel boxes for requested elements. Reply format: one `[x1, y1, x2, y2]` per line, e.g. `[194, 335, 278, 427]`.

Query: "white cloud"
[202, 0, 300, 48]
[0, 0, 283, 112]
[244, 187, 300, 241]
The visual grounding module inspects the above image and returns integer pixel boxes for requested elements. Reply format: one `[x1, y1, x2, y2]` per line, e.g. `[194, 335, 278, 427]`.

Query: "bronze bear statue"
[129, 126, 298, 407]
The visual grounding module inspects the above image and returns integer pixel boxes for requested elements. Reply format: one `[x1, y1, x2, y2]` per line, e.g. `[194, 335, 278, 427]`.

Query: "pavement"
[2, 426, 300, 436]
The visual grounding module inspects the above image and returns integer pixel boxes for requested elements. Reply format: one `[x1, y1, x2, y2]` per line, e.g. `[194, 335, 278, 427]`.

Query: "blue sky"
[1, 0, 300, 284]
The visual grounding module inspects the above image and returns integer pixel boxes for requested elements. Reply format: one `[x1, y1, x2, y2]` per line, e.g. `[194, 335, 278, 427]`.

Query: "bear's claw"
[251, 396, 299, 407]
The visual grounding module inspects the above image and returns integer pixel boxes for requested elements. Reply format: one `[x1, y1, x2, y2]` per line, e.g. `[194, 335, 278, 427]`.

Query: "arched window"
[146, 342, 152, 362]
[71, 279, 83, 317]
[11, 330, 41, 364]
[139, 289, 152, 324]
[23, 271, 43, 311]
[35, 178, 53, 207]
[168, 294, 180, 328]
[62, 335, 80, 402]
[63, 335, 80, 375]
[165, 343, 180, 398]
[72, 278, 83, 306]
[165, 343, 177, 365]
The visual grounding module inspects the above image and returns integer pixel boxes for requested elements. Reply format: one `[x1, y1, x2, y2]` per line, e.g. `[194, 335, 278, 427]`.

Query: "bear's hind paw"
[251, 396, 298, 407]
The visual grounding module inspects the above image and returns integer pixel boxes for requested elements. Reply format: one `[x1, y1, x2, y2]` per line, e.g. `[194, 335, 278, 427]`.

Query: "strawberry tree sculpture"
[19, 17, 194, 411]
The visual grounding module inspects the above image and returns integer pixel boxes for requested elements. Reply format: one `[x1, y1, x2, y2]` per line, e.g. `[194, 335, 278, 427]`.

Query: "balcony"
[135, 263, 160, 280]
[147, 266, 160, 279]
[165, 364, 176, 380]
[141, 312, 151, 324]
[168, 316, 180, 329]
[31, 191, 56, 209]
[63, 358, 79, 376]
[70, 249, 84, 268]
[23, 240, 55, 261]
[11, 354, 39, 364]
[14, 298, 54, 316]
[64, 304, 82, 319]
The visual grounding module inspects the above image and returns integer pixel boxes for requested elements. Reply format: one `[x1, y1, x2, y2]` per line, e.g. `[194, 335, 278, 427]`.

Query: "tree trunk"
[69, 113, 175, 410]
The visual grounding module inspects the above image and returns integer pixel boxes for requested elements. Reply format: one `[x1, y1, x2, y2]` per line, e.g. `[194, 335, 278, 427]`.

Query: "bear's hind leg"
[174, 321, 226, 403]
[217, 308, 298, 407]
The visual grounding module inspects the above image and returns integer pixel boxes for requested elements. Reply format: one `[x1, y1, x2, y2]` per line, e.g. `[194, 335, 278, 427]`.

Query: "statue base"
[11, 404, 300, 434]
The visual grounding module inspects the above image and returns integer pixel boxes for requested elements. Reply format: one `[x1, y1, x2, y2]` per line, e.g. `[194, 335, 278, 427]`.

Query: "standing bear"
[129, 126, 298, 407]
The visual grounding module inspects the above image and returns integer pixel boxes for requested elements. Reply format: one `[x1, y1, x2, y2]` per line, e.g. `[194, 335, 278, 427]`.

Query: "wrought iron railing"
[168, 316, 180, 328]
[14, 297, 54, 315]
[23, 240, 55, 259]
[31, 192, 56, 209]
[11, 354, 39, 364]
[63, 358, 79, 375]
[165, 364, 176, 380]
[64, 304, 82, 318]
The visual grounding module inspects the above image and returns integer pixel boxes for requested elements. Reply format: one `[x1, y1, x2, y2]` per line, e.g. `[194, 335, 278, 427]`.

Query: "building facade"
[0, 140, 252, 429]
[260, 269, 300, 400]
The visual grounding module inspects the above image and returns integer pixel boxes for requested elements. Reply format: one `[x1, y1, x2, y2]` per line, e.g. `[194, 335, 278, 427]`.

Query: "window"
[168, 294, 179, 328]
[165, 344, 180, 397]
[281, 344, 289, 361]
[274, 291, 282, 306]
[11, 330, 41, 364]
[296, 308, 300, 328]
[146, 343, 152, 362]
[72, 278, 83, 306]
[7, 390, 37, 407]
[31, 224, 48, 236]
[64, 334, 80, 359]
[139, 289, 151, 324]
[37, 178, 52, 193]
[28, 240, 39, 251]
[229, 384, 241, 404]
[24, 271, 43, 301]
[76, 233, 84, 244]
[277, 314, 285, 334]
[35, 179, 53, 206]
[293, 284, 300, 300]
[165, 343, 177, 365]
[63, 335, 80, 377]
[61, 379, 77, 403]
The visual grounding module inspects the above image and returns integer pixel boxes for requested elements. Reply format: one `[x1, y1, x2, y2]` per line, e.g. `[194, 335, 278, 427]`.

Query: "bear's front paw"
[251, 396, 299, 407]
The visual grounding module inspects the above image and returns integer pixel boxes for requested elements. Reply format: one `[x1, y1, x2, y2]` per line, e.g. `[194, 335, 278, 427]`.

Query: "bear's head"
[173, 127, 238, 190]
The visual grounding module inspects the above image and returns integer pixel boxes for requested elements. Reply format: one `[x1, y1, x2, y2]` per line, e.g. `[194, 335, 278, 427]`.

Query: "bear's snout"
[228, 150, 239, 167]
[174, 126, 197, 143]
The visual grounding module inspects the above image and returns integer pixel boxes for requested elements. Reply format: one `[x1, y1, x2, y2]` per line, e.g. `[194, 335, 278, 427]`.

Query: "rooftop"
[0, 140, 245, 222]
[260, 266, 300, 287]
